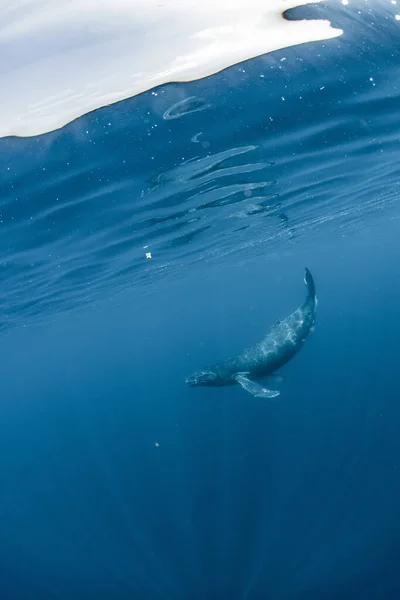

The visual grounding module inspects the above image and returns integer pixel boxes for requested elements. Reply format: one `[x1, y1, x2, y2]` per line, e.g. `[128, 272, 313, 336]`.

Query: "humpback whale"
[186, 268, 317, 398]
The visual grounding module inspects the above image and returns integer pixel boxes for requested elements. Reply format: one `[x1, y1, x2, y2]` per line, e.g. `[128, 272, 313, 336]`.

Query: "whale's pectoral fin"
[233, 373, 280, 399]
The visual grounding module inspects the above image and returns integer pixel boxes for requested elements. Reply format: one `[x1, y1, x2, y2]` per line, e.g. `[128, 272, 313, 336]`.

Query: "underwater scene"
[1, 0, 400, 598]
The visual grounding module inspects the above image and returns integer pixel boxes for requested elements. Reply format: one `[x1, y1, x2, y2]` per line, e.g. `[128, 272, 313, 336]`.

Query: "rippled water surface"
[2, 2, 400, 599]
[1, 2, 399, 329]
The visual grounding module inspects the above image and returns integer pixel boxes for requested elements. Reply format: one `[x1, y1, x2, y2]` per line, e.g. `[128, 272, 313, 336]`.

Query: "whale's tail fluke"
[304, 267, 316, 300]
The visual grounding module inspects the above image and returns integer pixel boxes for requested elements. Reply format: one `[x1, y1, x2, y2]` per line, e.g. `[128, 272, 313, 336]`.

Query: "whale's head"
[185, 368, 219, 387]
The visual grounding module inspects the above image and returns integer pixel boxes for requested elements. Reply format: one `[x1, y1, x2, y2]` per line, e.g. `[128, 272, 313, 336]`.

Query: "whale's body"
[186, 268, 317, 398]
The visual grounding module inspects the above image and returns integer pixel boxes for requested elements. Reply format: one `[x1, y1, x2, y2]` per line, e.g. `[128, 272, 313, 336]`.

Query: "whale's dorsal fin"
[233, 373, 280, 399]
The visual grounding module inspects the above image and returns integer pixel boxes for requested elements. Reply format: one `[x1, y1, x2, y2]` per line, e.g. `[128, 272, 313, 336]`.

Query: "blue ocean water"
[1, 1, 400, 598]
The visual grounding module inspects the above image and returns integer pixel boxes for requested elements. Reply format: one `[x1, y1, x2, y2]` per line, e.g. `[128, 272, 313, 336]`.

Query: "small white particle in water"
[392, 1, 397, 5]
[260, 74, 265, 78]
[146, 252, 152, 260]
[155, 442, 159, 447]
[369, 77, 374, 81]
[281, 97, 285, 101]
[396, 14, 400, 20]
[280, 57, 287, 62]
[320, 86, 325, 90]
[341, 0, 348, 5]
